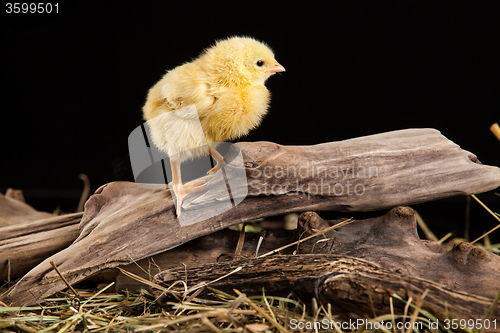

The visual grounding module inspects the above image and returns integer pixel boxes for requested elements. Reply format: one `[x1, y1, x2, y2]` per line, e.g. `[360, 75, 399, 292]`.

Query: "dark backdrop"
[2, 2, 499, 242]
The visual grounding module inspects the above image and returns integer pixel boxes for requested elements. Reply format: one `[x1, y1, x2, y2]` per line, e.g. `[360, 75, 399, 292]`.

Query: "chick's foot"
[172, 181, 208, 217]
[183, 178, 207, 188]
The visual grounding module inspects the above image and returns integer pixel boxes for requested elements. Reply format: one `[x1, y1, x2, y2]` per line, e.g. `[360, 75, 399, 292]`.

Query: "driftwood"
[152, 207, 500, 324]
[87, 227, 296, 291]
[0, 212, 82, 283]
[104, 207, 500, 299]
[0, 191, 54, 227]
[1, 129, 499, 307]
[206, 128, 500, 210]
[295, 207, 500, 299]
[0, 192, 83, 282]
[153, 255, 500, 324]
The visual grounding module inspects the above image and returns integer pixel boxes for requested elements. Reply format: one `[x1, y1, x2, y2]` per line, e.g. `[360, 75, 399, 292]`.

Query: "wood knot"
[453, 242, 472, 253]
[452, 242, 488, 260]
[469, 246, 488, 259]
[298, 211, 329, 233]
[392, 206, 415, 219]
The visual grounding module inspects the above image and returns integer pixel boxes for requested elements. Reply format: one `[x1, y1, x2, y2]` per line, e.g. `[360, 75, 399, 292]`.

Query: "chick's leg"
[207, 144, 224, 175]
[170, 159, 208, 217]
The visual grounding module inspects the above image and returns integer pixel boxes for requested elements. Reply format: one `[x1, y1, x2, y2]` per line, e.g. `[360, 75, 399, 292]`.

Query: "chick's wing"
[159, 63, 217, 116]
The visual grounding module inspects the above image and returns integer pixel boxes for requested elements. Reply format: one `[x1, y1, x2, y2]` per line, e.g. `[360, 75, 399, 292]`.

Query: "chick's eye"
[256, 60, 264, 67]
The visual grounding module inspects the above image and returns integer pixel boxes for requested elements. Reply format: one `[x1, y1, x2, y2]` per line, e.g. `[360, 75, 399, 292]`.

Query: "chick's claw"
[206, 163, 220, 175]
[207, 146, 223, 175]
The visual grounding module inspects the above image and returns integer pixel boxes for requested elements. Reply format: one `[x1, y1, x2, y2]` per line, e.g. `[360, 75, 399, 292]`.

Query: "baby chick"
[143, 36, 285, 216]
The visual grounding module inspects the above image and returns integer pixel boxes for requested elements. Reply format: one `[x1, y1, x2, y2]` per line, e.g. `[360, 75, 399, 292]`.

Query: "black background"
[2, 2, 499, 242]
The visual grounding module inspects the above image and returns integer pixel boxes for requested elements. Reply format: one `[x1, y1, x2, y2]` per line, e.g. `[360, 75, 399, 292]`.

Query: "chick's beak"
[268, 61, 286, 73]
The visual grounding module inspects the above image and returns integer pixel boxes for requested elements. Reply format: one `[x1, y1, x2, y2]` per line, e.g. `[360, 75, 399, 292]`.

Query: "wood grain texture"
[226, 128, 499, 208]
[321, 271, 499, 325]
[295, 207, 500, 299]
[0, 212, 82, 282]
[153, 255, 500, 324]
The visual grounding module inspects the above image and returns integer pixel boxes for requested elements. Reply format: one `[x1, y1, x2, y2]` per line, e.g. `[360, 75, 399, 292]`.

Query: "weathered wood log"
[193, 128, 500, 212]
[0, 191, 54, 227]
[1, 129, 499, 306]
[0, 191, 82, 282]
[295, 207, 500, 299]
[320, 270, 499, 326]
[0, 212, 82, 282]
[149, 206, 500, 322]
[153, 255, 500, 324]
[103, 207, 500, 298]
[90, 228, 295, 291]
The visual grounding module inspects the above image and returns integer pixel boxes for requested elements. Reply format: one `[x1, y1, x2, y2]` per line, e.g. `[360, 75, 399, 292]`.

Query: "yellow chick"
[143, 36, 285, 216]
